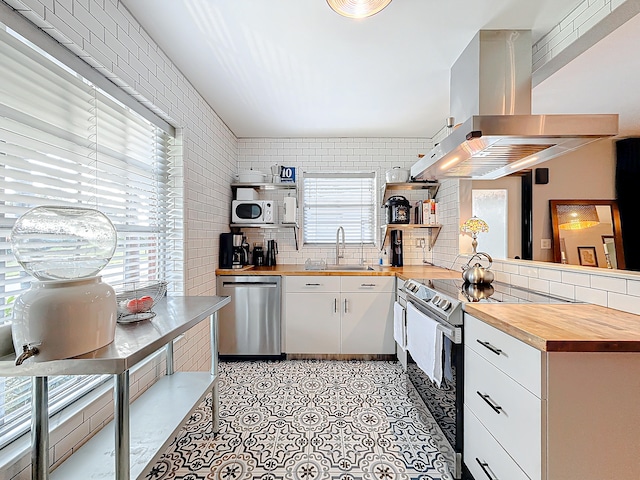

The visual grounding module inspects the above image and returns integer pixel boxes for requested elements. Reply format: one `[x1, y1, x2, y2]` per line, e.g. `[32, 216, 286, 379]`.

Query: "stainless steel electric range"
[400, 278, 574, 479]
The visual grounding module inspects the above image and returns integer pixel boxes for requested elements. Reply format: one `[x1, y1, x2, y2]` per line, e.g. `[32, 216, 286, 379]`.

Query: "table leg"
[115, 371, 130, 480]
[32, 376, 49, 480]
[210, 312, 219, 434]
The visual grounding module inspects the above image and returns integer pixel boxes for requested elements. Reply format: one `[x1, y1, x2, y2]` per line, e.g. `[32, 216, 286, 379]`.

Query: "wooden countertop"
[465, 303, 640, 353]
[216, 264, 461, 278]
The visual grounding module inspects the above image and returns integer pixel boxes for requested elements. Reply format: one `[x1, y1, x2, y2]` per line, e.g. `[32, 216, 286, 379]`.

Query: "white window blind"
[0, 27, 181, 447]
[303, 172, 376, 244]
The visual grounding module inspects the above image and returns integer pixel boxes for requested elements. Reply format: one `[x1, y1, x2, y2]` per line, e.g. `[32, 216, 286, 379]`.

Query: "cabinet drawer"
[465, 347, 542, 480]
[464, 407, 532, 480]
[340, 276, 394, 293]
[465, 313, 543, 397]
[285, 276, 340, 293]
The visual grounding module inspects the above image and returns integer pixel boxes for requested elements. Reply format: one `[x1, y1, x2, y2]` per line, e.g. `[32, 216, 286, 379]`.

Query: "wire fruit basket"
[115, 280, 167, 323]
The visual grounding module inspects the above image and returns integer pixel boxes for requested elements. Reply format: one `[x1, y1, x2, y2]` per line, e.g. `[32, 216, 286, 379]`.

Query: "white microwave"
[232, 200, 275, 224]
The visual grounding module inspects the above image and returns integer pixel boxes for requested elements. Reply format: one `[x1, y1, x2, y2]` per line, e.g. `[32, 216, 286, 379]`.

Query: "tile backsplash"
[236, 137, 435, 266]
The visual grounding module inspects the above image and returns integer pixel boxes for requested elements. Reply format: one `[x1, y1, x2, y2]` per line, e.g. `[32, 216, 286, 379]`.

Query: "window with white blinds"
[0, 26, 181, 447]
[303, 172, 376, 244]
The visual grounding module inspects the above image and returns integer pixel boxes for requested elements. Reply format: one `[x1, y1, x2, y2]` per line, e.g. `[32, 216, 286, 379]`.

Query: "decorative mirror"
[550, 200, 625, 269]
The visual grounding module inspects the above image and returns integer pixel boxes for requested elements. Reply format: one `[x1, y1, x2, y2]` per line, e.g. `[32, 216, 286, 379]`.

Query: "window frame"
[302, 171, 378, 246]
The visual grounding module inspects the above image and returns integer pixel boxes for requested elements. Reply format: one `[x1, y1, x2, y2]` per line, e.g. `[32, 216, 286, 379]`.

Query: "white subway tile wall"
[2, 1, 233, 477]
[237, 137, 435, 266]
[533, 0, 624, 71]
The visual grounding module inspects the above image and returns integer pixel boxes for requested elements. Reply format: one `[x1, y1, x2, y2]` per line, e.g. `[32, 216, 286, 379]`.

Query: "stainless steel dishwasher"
[216, 276, 282, 357]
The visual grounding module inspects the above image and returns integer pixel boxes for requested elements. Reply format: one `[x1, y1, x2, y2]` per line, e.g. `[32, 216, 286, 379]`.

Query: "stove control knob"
[432, 295, 441, 305]
[440, 300, 452, 311]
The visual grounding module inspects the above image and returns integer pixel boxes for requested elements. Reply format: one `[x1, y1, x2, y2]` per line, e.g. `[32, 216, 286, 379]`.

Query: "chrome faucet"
[15, 343, 40, 366]
[336, 226, 345, 265]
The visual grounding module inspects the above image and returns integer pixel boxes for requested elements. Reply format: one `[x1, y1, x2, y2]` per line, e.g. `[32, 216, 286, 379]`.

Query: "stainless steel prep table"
[0, 295, 230, 480]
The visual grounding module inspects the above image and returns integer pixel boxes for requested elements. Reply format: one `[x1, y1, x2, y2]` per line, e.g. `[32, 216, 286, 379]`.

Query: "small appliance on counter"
[266, 239, 278, 266]
[252, 243, 265, 266]
[240, 236, 250, 266]
[219, 232, 245, 269]
[390, 229, 403, 267]
[384, 195, 411, 224]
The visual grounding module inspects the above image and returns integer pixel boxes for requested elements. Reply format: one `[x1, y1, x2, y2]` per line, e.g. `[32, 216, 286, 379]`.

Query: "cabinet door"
[285, 292, 340, 354]
[341, 291, 394, 354]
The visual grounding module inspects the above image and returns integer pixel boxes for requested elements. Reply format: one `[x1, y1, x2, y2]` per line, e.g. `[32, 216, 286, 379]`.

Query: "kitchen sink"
[325, 265, 375, 271]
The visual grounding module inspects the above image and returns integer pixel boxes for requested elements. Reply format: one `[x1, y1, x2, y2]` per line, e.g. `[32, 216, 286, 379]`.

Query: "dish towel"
[393, 301, 406, 349]
[406, 302, 443, 387]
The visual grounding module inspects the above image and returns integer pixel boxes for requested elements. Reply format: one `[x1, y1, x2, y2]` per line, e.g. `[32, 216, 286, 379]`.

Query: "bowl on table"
[115, 280, 167, 323]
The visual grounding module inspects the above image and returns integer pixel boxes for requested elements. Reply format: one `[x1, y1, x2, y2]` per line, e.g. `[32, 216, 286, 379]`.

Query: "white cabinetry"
[284, 276, 395, 355]
[285, 276, 341, 354]
[464, 313, 640, 480]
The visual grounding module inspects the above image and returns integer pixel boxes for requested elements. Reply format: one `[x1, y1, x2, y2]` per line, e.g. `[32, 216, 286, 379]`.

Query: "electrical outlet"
[416, 238, 425, 247]
[541, 239, 552, 249]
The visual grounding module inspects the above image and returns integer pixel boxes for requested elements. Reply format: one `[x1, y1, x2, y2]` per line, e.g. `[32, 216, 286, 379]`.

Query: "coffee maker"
[390, 229, 403, 267]
[219, 233, 244, 269]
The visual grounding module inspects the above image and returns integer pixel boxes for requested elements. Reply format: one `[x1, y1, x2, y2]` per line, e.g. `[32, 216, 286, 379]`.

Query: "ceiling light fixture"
[326, 0, 392, 19]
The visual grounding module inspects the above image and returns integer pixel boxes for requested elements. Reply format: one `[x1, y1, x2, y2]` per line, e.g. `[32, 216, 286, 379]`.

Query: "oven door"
[405, 298, 463, 479]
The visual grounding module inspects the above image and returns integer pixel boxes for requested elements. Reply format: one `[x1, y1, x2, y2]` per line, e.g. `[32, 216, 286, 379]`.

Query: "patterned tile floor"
[149, 360, 454, 480]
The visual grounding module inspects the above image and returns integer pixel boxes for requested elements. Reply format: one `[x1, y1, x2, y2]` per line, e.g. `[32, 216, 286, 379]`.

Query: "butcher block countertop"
[216, 264, 460, 279]
[465, 303, 640, 353]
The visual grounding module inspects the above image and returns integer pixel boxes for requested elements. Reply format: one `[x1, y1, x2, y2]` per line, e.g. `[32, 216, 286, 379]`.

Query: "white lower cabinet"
[284, 275, 394, 354]
[464, 313, 640, 480]
[464, 407, 530, 480]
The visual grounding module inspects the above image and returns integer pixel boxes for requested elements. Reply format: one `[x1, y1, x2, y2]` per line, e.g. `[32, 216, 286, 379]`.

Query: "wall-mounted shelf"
[381, 181, 440, 200]
[231, 182, 297, 191]
[231, 223, 299, 250]
[230, 183, 299, 250]
[380, 224, 442, 251]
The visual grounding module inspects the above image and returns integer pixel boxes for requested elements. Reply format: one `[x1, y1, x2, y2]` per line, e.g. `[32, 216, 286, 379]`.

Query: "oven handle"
[407, 298, 461, 344]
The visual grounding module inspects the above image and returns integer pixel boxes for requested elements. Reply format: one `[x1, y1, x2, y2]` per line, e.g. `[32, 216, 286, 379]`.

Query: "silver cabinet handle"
[476, 391, 503, 414]
[477, 339, 503, 355]
[334, 298, 337, 313]
[305, 283, 321, 286]
[475, 458, 499, 480]
[360, 283, 376, 287]
[344, 298, 348, 313]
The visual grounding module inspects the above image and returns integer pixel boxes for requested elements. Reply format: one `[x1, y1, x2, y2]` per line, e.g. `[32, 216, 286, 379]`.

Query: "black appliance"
[266, 239, 278, 266]
[252, 243, 264, 266]
[240, 237, 250, 266]
[401, 278, 576, 479]
[385, 195, 411, 224]
[390, 229, 403, 267]
[219, 233, 235, 269]
[222, 233, 243, 269]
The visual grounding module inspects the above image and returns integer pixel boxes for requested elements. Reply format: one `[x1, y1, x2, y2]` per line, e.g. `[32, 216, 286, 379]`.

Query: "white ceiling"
[121, 0, 637, 138]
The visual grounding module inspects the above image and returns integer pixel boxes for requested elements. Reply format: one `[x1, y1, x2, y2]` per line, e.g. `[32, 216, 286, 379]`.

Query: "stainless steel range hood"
[411, 30, 618, 181]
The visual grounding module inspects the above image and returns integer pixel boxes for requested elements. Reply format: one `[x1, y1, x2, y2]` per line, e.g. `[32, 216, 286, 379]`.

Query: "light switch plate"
[541, 239, 551, 249]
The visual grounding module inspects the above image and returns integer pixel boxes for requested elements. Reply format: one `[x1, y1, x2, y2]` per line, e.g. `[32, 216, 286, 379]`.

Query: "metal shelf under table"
[0, 296, 231, 480]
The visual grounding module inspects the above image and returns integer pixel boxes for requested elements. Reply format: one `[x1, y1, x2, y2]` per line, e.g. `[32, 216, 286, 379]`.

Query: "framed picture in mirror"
[578, 246, 598, 267]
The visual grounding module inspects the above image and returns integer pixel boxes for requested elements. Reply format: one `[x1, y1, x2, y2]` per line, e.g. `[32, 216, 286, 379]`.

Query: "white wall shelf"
[230, 182, 299, 250]
[380, 224, 442, 251]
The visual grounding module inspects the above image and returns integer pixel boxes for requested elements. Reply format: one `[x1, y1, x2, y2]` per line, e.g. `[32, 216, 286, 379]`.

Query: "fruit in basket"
[125, 295, 154, 314]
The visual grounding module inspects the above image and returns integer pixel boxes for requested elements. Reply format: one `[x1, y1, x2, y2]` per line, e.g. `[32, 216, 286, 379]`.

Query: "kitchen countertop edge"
[465, 303, 640, 353]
